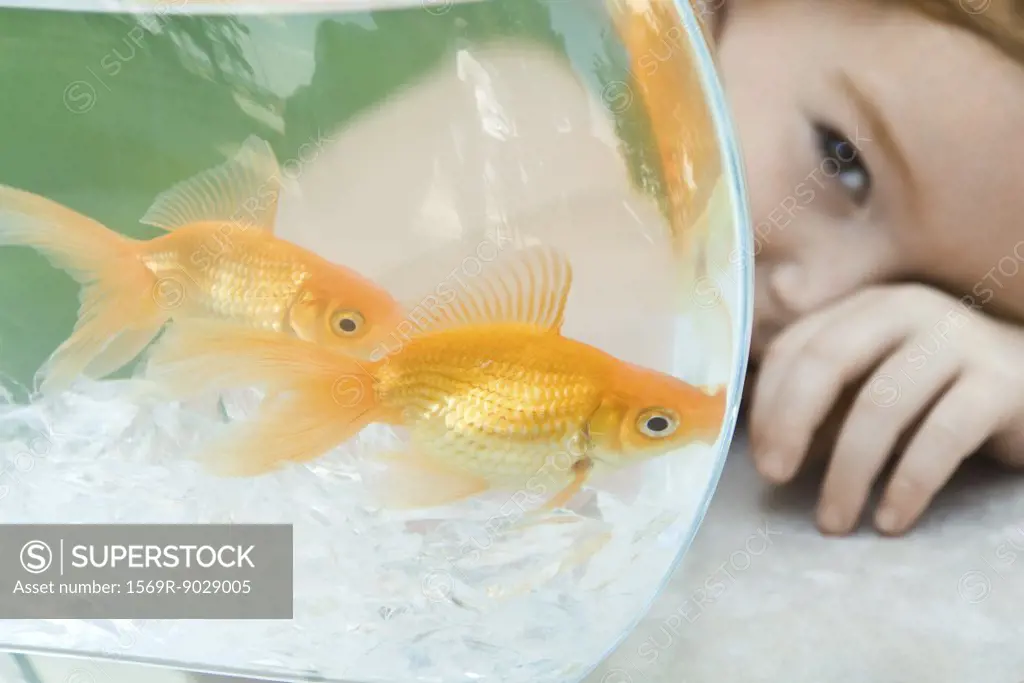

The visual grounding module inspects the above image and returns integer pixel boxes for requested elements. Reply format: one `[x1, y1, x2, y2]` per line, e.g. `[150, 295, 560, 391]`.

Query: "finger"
[874, 374, 1012, 535]
[749, 310, 835, 450]
[749, 303, 854, 477]
[750, 285, 949, 442]
[750, 293, 915, 482]
[815, 340, 961, 534]
[749, 287, 909, 454]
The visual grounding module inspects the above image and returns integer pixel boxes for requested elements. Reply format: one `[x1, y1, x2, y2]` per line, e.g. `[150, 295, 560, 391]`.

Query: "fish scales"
[376, 328, 604, 482]
[142, 227, 312, 331]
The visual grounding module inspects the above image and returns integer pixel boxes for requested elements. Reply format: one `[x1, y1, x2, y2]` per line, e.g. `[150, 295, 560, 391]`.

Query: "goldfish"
[609, 0, 724, 295]
[0, 135, 406, 396]
[609, 0, 741, 378]
[143, 244, 727, 511]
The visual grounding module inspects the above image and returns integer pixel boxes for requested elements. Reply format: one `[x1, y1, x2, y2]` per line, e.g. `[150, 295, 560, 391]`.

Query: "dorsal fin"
[140, 135, 282, 233]
[402, 244, 574, 337]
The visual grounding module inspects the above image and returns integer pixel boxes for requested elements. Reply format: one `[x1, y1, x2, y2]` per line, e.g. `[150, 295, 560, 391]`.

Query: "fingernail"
[759, 451, 789, 481]
[818, 504, 844, 533]
[875, 505, 900, 534]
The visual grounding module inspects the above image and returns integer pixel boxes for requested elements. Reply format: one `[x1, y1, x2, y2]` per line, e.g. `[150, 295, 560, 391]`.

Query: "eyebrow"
[833, 70, 918, 203]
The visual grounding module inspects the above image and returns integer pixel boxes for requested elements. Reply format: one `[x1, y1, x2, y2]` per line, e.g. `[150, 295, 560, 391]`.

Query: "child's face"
[713, 0, 1024, 360]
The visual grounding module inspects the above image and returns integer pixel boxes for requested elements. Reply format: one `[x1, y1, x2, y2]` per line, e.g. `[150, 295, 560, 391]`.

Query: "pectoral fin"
[511, 458, 596, 532]
[540, 457, 593, 511]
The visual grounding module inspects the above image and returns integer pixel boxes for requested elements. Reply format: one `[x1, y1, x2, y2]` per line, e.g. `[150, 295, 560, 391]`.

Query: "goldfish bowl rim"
[566, 1, 754, 680]
[0, 0, 483, 14]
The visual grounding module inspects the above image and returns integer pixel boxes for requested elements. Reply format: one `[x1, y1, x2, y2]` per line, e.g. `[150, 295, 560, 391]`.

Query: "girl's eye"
[815, 123, 871, 206]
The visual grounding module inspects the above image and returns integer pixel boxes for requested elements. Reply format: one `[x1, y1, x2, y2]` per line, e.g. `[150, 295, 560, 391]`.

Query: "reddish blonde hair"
[695, 0, 1024, 64]
[893, 0, 1024, 64]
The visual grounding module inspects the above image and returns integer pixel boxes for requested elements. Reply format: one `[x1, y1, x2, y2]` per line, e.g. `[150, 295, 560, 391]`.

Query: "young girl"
[707, 0, 1024, 536]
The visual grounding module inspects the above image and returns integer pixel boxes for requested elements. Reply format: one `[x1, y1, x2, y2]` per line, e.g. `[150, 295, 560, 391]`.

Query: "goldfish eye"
[636, 409, 678, 438]
[330, 309, 365, 337]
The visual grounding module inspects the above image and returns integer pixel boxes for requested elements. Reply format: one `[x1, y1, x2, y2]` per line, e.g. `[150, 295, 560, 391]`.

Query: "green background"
[0, 2, 667, 398]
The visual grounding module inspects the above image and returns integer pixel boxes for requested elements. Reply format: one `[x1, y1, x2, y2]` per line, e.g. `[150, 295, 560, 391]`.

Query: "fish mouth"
[361, 322, 414, 361]
[696, 427, 725, 446]
[348, 329, 400, 361]
[700, 418, 727, 445]
[684, 406, 728, 446]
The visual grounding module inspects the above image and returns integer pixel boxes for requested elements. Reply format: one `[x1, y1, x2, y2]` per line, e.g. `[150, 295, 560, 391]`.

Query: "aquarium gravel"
[0, 375, 719, 683]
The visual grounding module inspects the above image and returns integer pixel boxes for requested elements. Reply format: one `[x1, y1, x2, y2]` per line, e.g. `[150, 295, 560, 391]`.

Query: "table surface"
[586, 428, 1024, 683]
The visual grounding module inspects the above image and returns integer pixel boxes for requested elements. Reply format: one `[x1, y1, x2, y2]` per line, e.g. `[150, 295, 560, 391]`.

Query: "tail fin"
[143, 319, 381, 477]
[0, 185, 170, 394]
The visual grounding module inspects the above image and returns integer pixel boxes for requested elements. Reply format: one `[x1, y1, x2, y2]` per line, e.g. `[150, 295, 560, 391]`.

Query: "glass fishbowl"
[0, 0, 751, 682]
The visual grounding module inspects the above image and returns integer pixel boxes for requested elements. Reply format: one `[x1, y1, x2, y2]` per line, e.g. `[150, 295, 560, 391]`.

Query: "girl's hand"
[748, 283, 1024, 536]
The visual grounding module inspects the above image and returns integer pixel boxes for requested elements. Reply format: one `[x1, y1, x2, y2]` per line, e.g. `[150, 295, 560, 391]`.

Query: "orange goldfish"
[0, 135, 406, 396]
[143, 245, 727, 511]
[610, 0, 723, 291]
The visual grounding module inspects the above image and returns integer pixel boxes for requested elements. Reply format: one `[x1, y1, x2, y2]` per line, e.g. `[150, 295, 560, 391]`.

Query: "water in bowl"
[0, 1, 751, 681]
